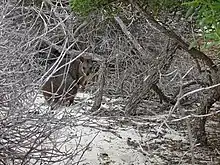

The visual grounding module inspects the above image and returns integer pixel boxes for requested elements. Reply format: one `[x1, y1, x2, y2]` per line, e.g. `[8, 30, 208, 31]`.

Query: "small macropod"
[42, 56, 93, 108]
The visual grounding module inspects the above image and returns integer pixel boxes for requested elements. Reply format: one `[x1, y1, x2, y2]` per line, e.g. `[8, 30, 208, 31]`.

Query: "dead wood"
[90, 61, 107, 112]
[129, 0, 220, 145]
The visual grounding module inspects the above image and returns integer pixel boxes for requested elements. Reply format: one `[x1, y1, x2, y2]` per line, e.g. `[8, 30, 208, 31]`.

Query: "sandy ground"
[34, 92, 220, 165]
[36, 93, 148, 164]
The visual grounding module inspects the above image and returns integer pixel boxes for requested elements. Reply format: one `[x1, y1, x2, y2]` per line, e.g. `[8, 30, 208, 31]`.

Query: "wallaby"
[42, 56, 93, 108]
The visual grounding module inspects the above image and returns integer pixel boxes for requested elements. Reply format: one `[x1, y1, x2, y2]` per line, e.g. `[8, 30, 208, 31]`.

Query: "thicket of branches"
[0, 1, 97, 164]
[1, 0, 220, 164]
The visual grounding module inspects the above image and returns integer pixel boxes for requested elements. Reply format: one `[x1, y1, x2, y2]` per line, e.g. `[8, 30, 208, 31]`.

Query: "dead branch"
[130, 0, 217, 72]
[90, 61, 107, 112]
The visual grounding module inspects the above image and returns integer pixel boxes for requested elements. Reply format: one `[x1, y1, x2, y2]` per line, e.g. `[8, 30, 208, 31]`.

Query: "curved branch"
[130, 0, 218, 72]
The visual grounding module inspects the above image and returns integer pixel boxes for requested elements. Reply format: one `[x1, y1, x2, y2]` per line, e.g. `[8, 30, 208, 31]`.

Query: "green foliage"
[184, 0, 220, 52]
[69, 0, 219, 53]
[69, 0, 184, 17]
[69, 0, 112, 16]
[141, 0, 184, 16]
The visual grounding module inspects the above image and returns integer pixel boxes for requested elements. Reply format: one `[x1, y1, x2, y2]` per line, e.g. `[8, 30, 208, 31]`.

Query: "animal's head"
[77, 56, 99, 89]
[78, 56, 94, 76]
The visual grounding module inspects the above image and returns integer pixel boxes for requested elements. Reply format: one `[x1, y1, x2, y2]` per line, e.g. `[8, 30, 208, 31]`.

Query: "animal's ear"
[78, 56, 85, 63]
